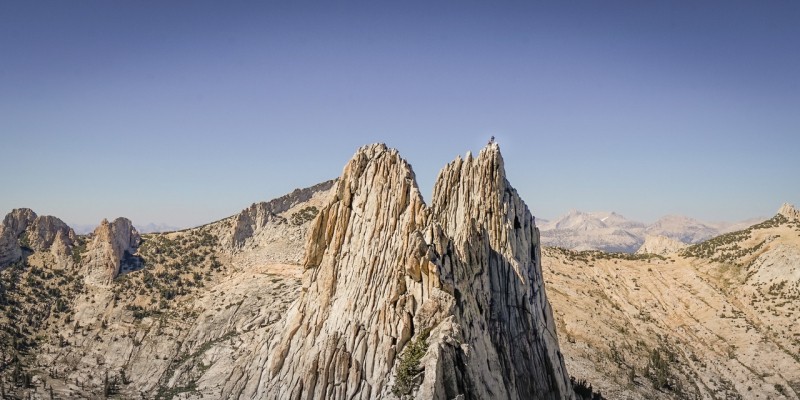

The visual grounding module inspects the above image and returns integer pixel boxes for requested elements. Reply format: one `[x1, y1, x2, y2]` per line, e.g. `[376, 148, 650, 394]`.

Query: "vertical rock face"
[249, 143, 572, 400]
[27, 215, 76, 254]
[424, 144, 571, 400]
[259, 144, 429, 400]
[778, 203, 800, 221]
[0, 208, 38, 266]
[83, 218, 140, 284]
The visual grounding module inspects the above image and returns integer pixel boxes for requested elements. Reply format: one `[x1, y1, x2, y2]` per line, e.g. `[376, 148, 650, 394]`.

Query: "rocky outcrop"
[0, 208, 38, 266]
[27, 215, 75, 255]
[239, 143, 572, 400]
[0, 209, 78, 266]
[83, 218, 140, 284]
[778, 203, 800, 220]
[635, 235, 688, 256]
[229, 180, 336, 248]
[424, 144, 572, 400]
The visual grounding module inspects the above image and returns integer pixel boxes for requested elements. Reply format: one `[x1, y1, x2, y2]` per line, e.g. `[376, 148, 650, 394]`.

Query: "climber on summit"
[488, 135, 495, 145]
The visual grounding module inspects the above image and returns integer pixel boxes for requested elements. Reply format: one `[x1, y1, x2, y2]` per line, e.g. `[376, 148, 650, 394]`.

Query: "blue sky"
[1, 1, 799, 227]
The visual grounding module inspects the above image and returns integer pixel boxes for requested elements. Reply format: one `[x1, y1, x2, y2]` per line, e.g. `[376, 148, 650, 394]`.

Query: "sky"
[1, 1, 799, 228]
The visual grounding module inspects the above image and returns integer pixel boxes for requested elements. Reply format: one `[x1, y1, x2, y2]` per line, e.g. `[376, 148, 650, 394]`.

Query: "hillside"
[544, 206, 800, 399]
[0, 180, 335, 399]
[0, 144, 797, 400]
[0, 145, 582, 400]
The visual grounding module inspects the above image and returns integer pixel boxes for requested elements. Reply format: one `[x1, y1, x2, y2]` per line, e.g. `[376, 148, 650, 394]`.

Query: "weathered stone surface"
[426, 144, 572, 400]
[27, 215, 75, 254]
[224, 143, 572, 400]
[228, 179, 336, 248]
[0, 208, 38, 266]
[779, 203, 800, 220]
[83, 217, 140, 284]
[635, 235, 688, 255]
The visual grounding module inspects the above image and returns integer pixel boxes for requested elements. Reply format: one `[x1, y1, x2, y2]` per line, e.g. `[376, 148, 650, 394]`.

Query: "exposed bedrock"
[83, 217, 140, 284]
[222, 143, 573, 400]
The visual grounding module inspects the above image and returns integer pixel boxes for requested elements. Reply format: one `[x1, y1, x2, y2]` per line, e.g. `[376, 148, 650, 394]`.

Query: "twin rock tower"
[220, 143, 574, 400]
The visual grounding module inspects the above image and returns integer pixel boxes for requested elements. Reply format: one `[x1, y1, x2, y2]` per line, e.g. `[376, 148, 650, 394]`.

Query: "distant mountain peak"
[540, 208, 768, 253]
[135, 223, 182, 234]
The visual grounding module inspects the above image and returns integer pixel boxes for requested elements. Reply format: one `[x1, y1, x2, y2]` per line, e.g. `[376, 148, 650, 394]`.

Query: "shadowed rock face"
[244, 143, 572, 400]
[84, 217, 140, 284]
[426, 145, 571, 400]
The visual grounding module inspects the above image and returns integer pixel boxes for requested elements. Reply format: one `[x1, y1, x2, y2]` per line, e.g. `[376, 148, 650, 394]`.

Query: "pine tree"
[103, 370, 110, 398]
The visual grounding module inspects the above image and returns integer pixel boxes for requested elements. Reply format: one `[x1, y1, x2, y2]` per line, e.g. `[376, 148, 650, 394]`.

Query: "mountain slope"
[0, 144, 576, 400]
[544, 206, 800, 399]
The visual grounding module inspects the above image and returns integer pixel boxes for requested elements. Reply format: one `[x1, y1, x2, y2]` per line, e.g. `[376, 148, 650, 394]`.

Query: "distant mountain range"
[69, 222, 182, 235]
[538, 210, 766, 253]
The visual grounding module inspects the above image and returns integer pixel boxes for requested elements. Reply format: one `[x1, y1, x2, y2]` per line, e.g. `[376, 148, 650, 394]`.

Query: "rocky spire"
[636, 235, 688, 256]
[424, 143, 572, 399]
[260, 143, 429, 399]
[238, 143, 573, 400]
[0, 208, 38, 266]
[0, 209, 79, 267]
[779, 203, 800, 221]
[26, 215, 76, 254]
[83, 217, 140, 284]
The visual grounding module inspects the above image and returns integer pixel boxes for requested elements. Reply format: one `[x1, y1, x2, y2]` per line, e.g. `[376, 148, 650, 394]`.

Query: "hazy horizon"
[2, 1, 798, 227]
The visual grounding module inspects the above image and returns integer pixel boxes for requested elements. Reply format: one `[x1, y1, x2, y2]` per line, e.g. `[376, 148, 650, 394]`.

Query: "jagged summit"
[0, 208, 38, 266]
[540, 210, 644, 231]
[0, 208, 76, 267]
[779, 203, 800, 220]
[237, 143, 572, 400]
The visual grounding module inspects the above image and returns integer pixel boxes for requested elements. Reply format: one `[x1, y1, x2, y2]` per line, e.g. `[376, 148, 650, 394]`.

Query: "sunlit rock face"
[779, 203, 800, 221]
[226, 143, 572, 400]
[0, 208, 38, 266]
[84, 217, 140, 284]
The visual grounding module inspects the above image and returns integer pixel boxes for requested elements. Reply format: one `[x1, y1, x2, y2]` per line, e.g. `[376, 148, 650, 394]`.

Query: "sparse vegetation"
[681, 214, 787, 260]
[571, 376, 606, 400]
[546, 247, 666, 262]
[290, 206, 319, 225]
[71, 236, 88, 264]
[392, 329, 431, 398]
